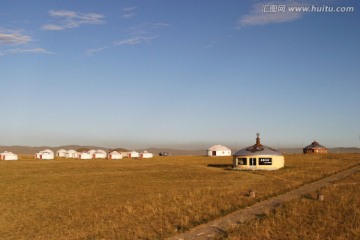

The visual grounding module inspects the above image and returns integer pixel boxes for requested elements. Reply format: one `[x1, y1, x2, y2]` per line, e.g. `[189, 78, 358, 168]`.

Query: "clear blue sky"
[1, 0, 359, 149]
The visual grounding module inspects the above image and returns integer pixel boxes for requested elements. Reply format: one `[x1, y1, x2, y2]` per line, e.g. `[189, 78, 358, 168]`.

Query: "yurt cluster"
[54, 149, 154, 160]
[1, 133, 328, 172]
[0, 149, 154, 161]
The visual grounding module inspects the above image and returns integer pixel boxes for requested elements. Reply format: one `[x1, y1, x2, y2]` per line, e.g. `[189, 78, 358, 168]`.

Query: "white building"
[207, 145, 232, 157]
[128, 151, 139, 158]
[88, 150, 96, 155]
[78, 152, 92, 160]
[35, 149, 54, 160]
[120, 152, 129, 158]
[56, 149, 67, 157]
[140, 151, 154, 159]
[0, 151, 18, 160]
[66, 149, 79, 158]
[108, 151, 123, 160]
[93, 149, 107, 159]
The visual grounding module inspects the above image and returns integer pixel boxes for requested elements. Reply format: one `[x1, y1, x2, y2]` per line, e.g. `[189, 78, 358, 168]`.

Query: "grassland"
[225, 171, 360, 240]
[0, 154, 359, 239]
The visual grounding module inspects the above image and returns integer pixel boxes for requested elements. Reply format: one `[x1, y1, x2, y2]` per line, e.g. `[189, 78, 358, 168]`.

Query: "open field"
[0, 154, 359, 239]
[225, 171, 360, 240]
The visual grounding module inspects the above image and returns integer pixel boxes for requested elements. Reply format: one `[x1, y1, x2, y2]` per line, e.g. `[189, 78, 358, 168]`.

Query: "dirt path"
[167, 165, 360, 240]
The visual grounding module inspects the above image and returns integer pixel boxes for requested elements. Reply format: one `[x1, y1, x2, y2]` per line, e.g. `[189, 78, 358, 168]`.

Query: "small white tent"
[66, 149, 79, 158]
[0, 151, 18, 160]
[207, 145, 231, 157]
[140, 151, 154, 159]
[108, 151, 122, 160]
[93, 149, 107, 159]
[121, 152, 129, 158]
[78, 152, 92, 160]
[128, 151, 139, 158]
[88, 150, 96, 155]
[35, 149, 54, 160]
[56, 149, 67, 157]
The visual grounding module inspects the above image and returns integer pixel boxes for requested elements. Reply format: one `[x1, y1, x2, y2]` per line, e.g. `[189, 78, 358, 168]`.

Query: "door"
[212, 151, 216, 156]
[249, 158, 256, 166]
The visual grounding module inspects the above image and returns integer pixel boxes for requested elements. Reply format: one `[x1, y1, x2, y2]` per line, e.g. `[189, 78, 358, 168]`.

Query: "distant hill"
[278, 148, 303, 154]
[329, 147, 360, 153]
[112, 148, 129, 153]
[0, 145, 359, 155]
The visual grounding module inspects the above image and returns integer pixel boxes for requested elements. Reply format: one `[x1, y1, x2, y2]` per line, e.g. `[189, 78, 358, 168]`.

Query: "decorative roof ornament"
[246, 132, 264, 153]
[233, 132, 283, 156]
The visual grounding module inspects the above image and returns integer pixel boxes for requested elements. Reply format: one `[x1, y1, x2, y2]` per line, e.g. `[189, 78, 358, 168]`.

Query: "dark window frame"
[237, 157, 247, 165]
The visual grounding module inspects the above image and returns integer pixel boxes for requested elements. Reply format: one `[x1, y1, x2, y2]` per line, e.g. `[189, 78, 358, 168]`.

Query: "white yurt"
[207, 145, 232, 157]
[0, 151, 18, 160]
[121, 152, 129, 158]
[108, 151, 123, 160]
[88, 149, 96, 155]
[140, 151, 154, 159]
[56, 149, 67, 157]
[233, 133, 284, 171]
[66, 149, 79, 158]
[128, 151, 139, 158]
[93, 149, 107, 159]
[78, 152, 92, 160]
[35, 149, 54, 160]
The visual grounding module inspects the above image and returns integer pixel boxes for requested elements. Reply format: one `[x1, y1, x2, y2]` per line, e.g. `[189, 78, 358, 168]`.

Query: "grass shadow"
[208, 164, 233, 169]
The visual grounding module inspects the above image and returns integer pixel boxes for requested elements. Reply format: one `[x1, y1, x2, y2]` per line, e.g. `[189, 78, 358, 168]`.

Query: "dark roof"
[304, 141, 327, 149]
[234, 133, 283, 157]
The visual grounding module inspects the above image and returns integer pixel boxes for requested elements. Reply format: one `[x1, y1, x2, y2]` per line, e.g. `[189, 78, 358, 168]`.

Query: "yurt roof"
[67, 149, 77, 153]
[110, 151, 121, 155]
[42, 149, 54, 153]
[304, 141, 327, 149]
[1, 151, 16, 155]
[208, 145, 231, 151]
[234, 133, 283, 157]
[96, 149, 107, 154]
[40, 151, 53, 154]
[57, 149, 66, 152]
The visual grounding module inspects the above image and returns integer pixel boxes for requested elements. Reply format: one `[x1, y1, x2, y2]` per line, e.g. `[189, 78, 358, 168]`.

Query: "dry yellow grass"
[0, 154, 359, 239]
[225, 171, 360, 240]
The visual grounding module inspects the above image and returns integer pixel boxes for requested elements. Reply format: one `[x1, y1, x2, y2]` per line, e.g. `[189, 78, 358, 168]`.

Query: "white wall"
[207, 150, 232, 156]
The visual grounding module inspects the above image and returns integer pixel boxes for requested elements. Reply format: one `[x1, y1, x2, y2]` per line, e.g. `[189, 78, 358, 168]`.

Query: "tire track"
[167, 164, 360, 240]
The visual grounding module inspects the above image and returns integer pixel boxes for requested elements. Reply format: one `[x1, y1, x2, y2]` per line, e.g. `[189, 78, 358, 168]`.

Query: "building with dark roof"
[303, 141, 328, 154]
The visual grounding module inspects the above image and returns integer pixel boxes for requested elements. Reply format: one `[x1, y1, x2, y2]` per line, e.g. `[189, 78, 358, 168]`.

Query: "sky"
[1, 0, 359, 150]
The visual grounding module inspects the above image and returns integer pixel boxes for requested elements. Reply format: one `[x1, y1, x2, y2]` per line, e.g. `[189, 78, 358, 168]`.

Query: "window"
[237, 158, 247, 165]
[249, 158, 256, 166]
